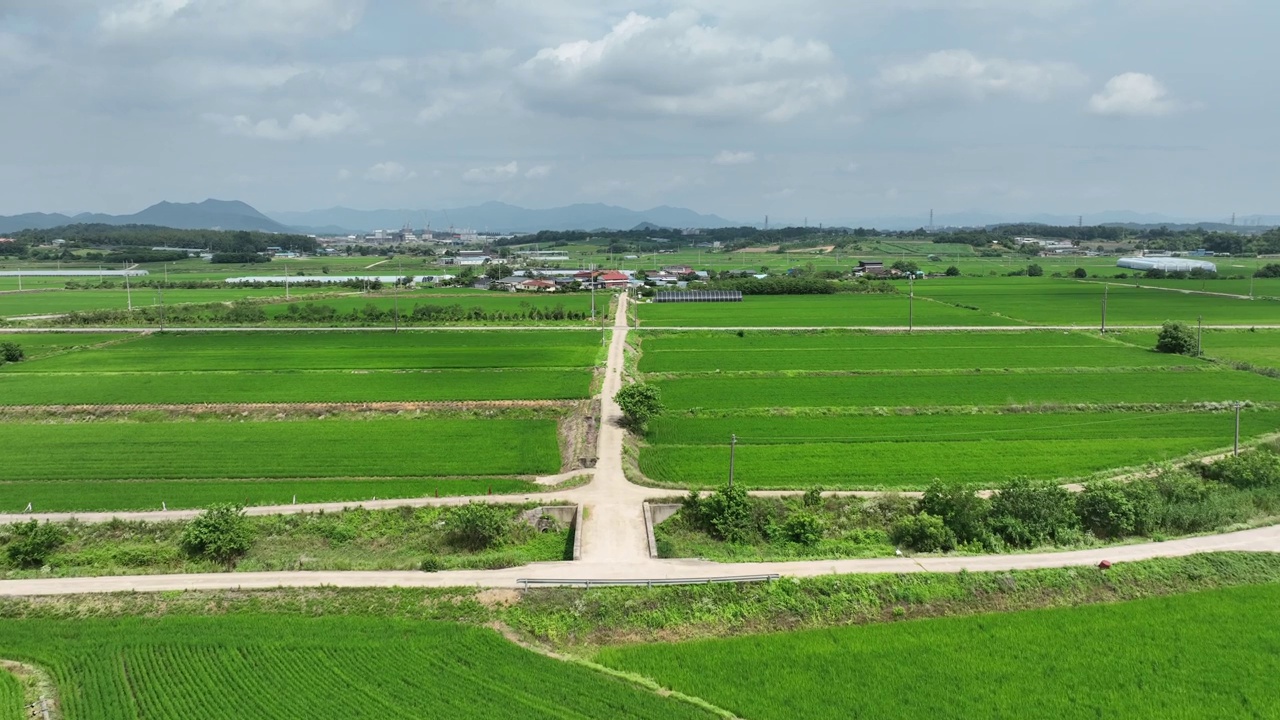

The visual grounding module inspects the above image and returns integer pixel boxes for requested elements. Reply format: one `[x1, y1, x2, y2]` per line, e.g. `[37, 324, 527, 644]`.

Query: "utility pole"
[590, 263, 596, 321]
[1100, 284, 1108, 333]
[1235, 401, 1242, 455]
[125, 271, 132, 311]
[908, 273, 914, 333]
[728, 433, 737, 489]
[159, 285, 166, 331]
[285, 263, 290, 300]
[1197, 315, 1203, 357]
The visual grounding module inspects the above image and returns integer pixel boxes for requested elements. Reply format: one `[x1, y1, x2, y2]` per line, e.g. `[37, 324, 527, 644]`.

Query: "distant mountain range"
[0, 199, 291, 234]
[270, 201, 736, 234]
[0, 199, 1274, 236]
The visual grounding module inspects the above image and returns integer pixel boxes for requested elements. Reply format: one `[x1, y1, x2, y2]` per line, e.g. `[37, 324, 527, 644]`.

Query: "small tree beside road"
[616, 382, 664, 431]
[182, 504, 254, 565]
[1155, 321, 1198, 356]
[0, 342, 23, 364]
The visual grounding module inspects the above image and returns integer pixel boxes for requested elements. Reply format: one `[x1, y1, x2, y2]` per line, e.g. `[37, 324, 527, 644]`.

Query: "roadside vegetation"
[654, 444, 1280, 561]
[0, 503, 574, 578]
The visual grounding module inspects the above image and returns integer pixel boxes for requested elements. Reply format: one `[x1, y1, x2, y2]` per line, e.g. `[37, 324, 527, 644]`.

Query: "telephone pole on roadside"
[728, 434, 738, 489]
[1235, 402, 1242, 455]
[1100, 285, 1108, 333]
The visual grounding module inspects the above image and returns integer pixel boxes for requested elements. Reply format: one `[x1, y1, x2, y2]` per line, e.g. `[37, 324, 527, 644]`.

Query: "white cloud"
[712, 150, 756, 166]
[205, 108, 359, 140]
[516, 10, 847, 122]
[874, 49, 1085, 108]
[336, 168, 351, 181]
[463, 161, 521, 184]
[524, 164, 553, 179]
[364, 161, 417, 183]
[100, 0, 365, 39]
[1088, 72, 1181, 117]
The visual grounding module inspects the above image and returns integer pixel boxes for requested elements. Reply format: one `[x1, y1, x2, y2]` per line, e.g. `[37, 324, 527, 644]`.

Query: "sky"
[1, 0, 1276, 225]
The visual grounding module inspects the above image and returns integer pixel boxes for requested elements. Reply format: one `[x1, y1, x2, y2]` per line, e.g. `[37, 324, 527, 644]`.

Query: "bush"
[890, 512, 954, 552]
[1201, 449, 1280, 490]
[419, 556, 443, 572]
[1027, 264, 1044, 277]
[4, 521, 66, 569]
[782, 511, 825, 546]
[699, 483, 752, 543]
[1073, 267, 1088, 279]
[0, 342, 22, 363]
[444, 503, 510, 551]
[615, 383, 664, 430]
[1155, 321, 1198, 355]
[1076, 480, 1158, 539]
[944, 265, 961, 277]
[1255, 263, 1280, 279]
[919, 482, 990, 546]
[988, 479, 1080, 548]
[181, 504, 254, 564]
[802, 487, 824, 509]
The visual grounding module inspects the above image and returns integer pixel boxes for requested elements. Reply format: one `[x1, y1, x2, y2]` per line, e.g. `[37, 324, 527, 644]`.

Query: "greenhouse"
[1117, 257, 1217, 273]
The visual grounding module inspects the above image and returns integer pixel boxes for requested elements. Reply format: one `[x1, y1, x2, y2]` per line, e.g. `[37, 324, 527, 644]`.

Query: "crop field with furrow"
[597, 583, 1280, 720]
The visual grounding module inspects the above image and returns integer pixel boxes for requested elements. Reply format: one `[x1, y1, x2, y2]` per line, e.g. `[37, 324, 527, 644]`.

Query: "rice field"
[0, 287, 333, 318]
[597, 582, 1280, 720]
[642, 410, 1280, 488]
[0, 477, 539, 513]
[0, 673, 18, 720]
[0, 332, 132, 357]
[0, 617, 710, 719]
[638, 294, 1016, 327]
[0, 417, 561, 482]
[653, 368, 1280, 410]
[261, 291, 598, 320]
[4, 330, 601, 373]
[1112, 329, 1280, 371]
[638, 330, 1193, 373]
[0, 330, 600, 404]
[912, 278, 1280, 326]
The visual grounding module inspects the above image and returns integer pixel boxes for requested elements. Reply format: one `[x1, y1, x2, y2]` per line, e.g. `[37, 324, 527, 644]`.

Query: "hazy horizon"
[2, 1, 1277, 225]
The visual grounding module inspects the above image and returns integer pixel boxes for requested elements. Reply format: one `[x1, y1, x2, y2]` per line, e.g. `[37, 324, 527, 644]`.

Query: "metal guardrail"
[515, 574, 780, 590]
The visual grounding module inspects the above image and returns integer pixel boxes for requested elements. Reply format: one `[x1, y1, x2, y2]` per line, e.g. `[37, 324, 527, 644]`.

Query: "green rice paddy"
[598, 582, 1280, 720]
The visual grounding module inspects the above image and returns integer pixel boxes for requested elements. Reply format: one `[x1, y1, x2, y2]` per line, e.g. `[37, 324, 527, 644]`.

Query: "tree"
[1026, 264, 1044, 277]
[615, 383, 664, 430]
[698, 483, 752, 543]
[944, 265, 961, 277]
[1200, 448, 1280, 489]
[1072, 267, 1088, 278]
[891, 260, 920, 274]
[1155, 321, 1197, 355]
[5, 521, 65, 569]
[919, 482, 990, 546]
[181, 504, 254, 565]
[0, 342, 23, 364]
[1254, 264, 1280, 279]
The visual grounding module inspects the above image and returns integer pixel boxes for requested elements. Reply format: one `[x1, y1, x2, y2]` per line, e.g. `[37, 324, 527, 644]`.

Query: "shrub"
[1255, 263, 1280, 279]
[1076, 480, 1158, 539]
[699, 483, 752, 543]
[919, 482, 990, 545]
[1027, 264, 1044, 277]
[5, 521, 66, 569]
[1200, 449, 1280, 490]
[944, 266, 961, 277]
[1073, 267, 1088, 279]
[890, 512, 954, 553]
[444, 503, 510, 551]
[419, 557, 443, 572]
[615, 383, 664, 430]
[0, 342, 23, 364]
[782, 511, 825, 546]
[802, 487, 824, 509]
[988, 479, 1080, 548]
[1155, 321, 1197, 355]
[181, 504, 254, 564]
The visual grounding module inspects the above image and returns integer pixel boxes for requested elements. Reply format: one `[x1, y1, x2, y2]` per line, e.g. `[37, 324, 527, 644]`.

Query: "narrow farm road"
[5, 324, 1280, 334]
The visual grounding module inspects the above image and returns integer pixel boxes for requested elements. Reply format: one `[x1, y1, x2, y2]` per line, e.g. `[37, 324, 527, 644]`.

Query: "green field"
[0, 417, 560, 482]
[598, 583, 1280, 720]
[0, 330, 600, 404]
[0, 368, 594, 404]
[0, 477, 539, 513]
[0, 617, 709, 719]
[654, 368, 1280, 410]
[0, 332, 131, 357]
[638, 330, 1192, 373]
[262, 290, 598, 321]
[1114, 329, 1280, 370]
[642, 410, 1280, 488]
[0, 287, 332, 318]
[0, 673, 18, 720]
[5, 330, 601, 373]
[638, 294, 1015, 327]
[913, 277, 1280, 326]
